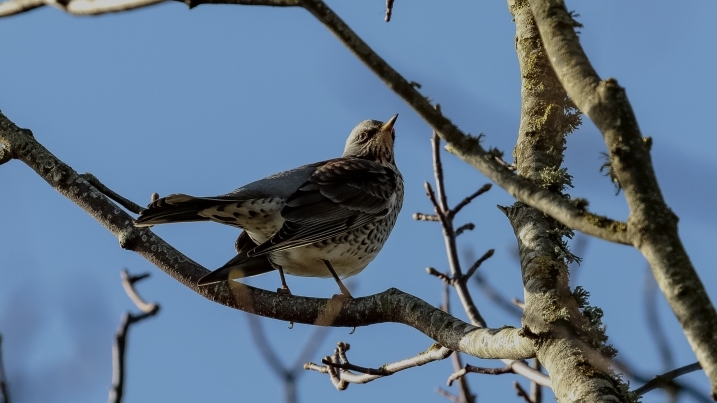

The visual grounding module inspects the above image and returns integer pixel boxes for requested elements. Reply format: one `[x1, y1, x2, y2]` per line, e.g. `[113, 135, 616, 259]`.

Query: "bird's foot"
[277, 285, 293, 295]
[330, 292, 353, 301]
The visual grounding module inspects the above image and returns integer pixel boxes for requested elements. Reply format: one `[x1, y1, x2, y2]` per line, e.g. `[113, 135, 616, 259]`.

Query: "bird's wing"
[134, 162, 324, 227]
[197, 231, 276, 286]
[249, 158, 398, 255]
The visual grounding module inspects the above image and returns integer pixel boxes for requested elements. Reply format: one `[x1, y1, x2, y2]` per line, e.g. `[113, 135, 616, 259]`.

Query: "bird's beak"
[381, 114, 399, 132]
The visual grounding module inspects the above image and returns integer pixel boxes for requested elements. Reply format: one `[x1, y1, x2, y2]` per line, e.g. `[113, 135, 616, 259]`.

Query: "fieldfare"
[135, 115, 403, 298]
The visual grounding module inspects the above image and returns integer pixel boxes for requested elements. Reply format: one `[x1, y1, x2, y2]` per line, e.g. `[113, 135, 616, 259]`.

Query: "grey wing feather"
[249, 158, 397, 255]
[134, 161, 324, 227]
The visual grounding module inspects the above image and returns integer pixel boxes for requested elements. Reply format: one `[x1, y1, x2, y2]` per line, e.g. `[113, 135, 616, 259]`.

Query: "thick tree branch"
[527, 0, 717, 395]
[503, 2, 628, 402]
[0, 111, 536, 362]
[298, 0, 629, 245]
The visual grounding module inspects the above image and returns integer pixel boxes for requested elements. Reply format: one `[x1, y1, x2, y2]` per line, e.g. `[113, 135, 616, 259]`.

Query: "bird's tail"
[134, 194, 219, 227]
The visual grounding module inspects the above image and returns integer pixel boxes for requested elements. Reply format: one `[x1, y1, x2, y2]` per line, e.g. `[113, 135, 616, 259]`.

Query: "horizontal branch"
[305, 342, 453, 389]
[0, 0, 297, 17]
[0, 111, 535, 362]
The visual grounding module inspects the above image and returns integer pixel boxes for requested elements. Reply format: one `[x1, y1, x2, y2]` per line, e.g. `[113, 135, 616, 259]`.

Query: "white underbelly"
[271, 242, 377, 278]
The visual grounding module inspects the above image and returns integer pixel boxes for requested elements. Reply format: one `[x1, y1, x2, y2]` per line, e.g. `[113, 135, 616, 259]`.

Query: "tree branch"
[527, 0, 717, 395]
[304, 342, 453, 390]
[109, 270, 160, 403]
[0, 111, 536, 363]
[0, 334, 8, 403]
[633, 362, 703, 396]
[297, 0, 630, 245]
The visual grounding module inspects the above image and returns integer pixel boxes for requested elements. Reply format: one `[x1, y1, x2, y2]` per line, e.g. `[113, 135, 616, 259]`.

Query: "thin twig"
[384, 0, 393, 22]
[448, 364, 514, 386]
[644, 268, 674, 370]
[454, 223, 475, 237]
[514, 381, 534, 403]
[246, 314, 330, 403]
[0, 334, 8, 403]
[109, 270, 160, 403]
[413, 212, 440, 222]
[633, 362, 702, 396]
[448, 184, 492, 219]
[614, 357, 710, 403]
[425, 136, 486, 327]
[463, 249, 495, 282]
[531, 359, 542, 403]
[426, 267, 452, 284]
[436, 387, 462, 403]
[305, 342, 453, 389]
[81, 173, 144, 214]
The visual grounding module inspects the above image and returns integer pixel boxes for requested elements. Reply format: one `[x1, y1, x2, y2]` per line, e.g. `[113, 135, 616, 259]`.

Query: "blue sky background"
[1, 1, 716, 402]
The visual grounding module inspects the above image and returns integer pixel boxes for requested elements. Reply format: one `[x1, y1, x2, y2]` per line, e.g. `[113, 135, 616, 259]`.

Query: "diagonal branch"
[0, 111, 535, 363]
[299, 0, 629, 245]
[633, 362, 702, 396]
[527, 0, 717, 395]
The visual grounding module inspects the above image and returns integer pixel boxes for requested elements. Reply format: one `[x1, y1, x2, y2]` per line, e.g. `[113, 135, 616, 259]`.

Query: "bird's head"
[342, 114, 398, 165]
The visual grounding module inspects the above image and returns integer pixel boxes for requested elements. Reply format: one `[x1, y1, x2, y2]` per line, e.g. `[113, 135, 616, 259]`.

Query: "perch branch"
[0, 111, 536, 362]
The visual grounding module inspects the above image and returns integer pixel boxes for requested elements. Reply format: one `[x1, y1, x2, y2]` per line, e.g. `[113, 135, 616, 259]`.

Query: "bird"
[134, 115, 403, 298]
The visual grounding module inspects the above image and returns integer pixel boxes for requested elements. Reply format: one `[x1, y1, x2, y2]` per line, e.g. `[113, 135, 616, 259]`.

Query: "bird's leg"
[276, 265, 292, 295]
[322, 259, 353, 299]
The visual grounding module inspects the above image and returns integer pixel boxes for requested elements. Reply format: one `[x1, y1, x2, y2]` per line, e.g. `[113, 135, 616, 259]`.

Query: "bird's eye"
[359, 129, 378, 143]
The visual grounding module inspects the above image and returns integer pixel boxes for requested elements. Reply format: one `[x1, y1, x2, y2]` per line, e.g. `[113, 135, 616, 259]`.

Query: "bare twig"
[0, 334, 8, 403]
[436, 387, 462, 403]
[448, 364, 514, 386]
[614, 357, 710, 403]
[424, 131, 486, 327]
[531, 359, 542, 403]
[109, 270, 160, 403]
[633, 362, 703, 396]
[454, 223, 474, 237]
[514, 381, 534, 403]
[81, 173, 144, 214]
[413, 213, 440, 222]
[246, 314, 330, 403]
[448, 352, 475, 403]
[448, 184, 492, 219]
[305, 342, 453, 389]
[384, 0, 393, 22]
[644, 269, 674, 371]
[463, 249, 495, 282]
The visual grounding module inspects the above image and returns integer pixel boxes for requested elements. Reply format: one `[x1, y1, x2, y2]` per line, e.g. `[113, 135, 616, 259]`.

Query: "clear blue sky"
[1, 1, 716, 402]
